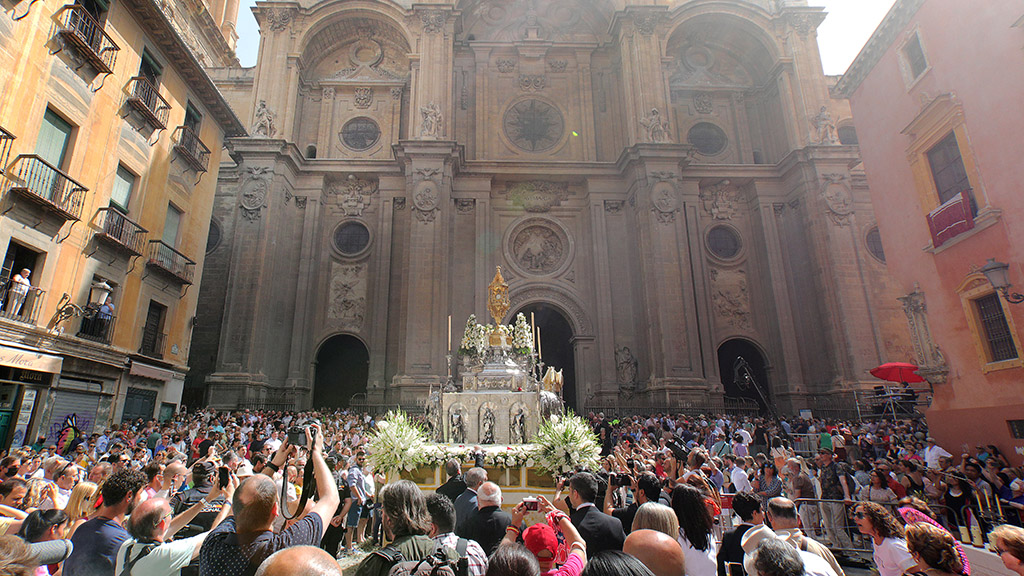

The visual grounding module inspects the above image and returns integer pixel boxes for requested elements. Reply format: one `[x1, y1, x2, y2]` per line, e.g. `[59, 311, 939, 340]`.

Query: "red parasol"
[870, 362, 925, 383]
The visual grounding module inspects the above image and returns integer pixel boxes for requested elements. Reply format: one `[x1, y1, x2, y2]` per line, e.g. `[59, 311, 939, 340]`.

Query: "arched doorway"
[512, 304, 577, 412]
[314, 335, 369, 408]
[717, 339, 770, 413]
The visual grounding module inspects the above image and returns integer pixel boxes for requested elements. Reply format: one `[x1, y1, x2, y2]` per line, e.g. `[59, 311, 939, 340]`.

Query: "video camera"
[287, 421, 319, 447]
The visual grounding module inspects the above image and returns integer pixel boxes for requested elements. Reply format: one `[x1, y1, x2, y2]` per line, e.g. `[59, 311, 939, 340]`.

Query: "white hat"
[741, 525, 779, 576]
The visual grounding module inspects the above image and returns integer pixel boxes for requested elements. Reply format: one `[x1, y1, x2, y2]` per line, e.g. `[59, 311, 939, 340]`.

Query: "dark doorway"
[512, 304, 577, 412]
[717, 339, 770, 412]
[314, 335, 369, 408]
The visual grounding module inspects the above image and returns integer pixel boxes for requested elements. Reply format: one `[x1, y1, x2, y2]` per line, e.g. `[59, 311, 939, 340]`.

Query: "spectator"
[672, 484, 716, 576]
[717, 491, 762, 576]
[765, 497, 844, 576]
[64, 467, 147, 576]
[723, 455, 751, 493]
[0, 534, 38, 576]
[254, 546, 343, 576]
[815, 449, 854, 550]
[904, 522, 966, 576]
[630, 503, 678, 538]
[170, 462, 214, 515]
[1, 478, 28, 510]
[485, 544, 539, 576]
[580, 551, 654, 576]
[355, 480, 453, 576]
[458, 482, 512, 556]
[859, 470, 898, 503]
[568, 472, 625, 556]
[156, 462, 187, 499]
[425, 493, 487, 576]
[63, 481, 98, 538]
[199, 424, 339, 576]
[603, 473, 660, 535]
[991, 525, 1024, 576]
[624, 529, 684, 576]
[455, 468, 487, 531]
[343, 451, 368, 554]
[17, 509, 68, 544]
[498, 495, 586, 576]
[851, 502, 916, 576]
[39, 461, 77, 510]
[141, 461, 164, 501]
[436, 459, 467, 504]
[923, 438, 952, 470]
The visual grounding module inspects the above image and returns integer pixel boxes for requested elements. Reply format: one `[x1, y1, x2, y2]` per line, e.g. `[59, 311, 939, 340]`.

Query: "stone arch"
[298, 6, 413, 76]
[299, 1, 414, 61]
[506, 283, 593, 337]
[664, 6, 781, 66]
[455, 0, 615, 43]
[313, 333, 370, 408]
[717, 337, 772, 411]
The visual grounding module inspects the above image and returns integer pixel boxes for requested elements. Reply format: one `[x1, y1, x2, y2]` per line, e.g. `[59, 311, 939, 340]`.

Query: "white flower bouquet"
[531, 414, 601, 476]
[366, 409, 428, 476]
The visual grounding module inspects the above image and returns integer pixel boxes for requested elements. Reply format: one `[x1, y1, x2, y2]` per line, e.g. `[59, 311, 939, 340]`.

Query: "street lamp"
[980, 259, 1024, 304]
[89, 280, 112, 307]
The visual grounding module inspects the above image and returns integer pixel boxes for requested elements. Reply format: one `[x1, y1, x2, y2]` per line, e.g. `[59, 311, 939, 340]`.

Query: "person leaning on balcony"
[5, 269, 34, 314]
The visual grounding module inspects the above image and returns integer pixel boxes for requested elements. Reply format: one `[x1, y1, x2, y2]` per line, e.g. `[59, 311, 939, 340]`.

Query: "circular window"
[503, 99, 565, 152]
[687, 122, 728, 156]
[333, 221, 371, 256]
[206, 220, 221, 254]
[866, 226, 886, 263]
[707, 225, 741, 260]
[340, 118, 381, 151]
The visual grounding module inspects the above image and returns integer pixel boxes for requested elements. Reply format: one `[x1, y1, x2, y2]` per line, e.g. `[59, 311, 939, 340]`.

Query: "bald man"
[457, 481, 512, 556]
[255, 546, 342, 576]
[624, 529, 685, 576]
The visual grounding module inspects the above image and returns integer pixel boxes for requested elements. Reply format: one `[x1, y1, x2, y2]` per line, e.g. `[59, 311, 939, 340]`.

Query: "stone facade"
[194, 0, 912, 414]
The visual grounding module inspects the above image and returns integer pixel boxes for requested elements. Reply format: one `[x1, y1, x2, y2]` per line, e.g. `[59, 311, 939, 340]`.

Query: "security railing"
[0, 126, 14, 173]
[146, 239, 195, 284]
[125, 77, 171, 128]
[5, 154, 87, 221]
[172, 125, 210, 172]
[0, 284, 45, 324]
[77, 309, 115, 343]
[95, 207, 147, 255]
[54, 4, 119, 74]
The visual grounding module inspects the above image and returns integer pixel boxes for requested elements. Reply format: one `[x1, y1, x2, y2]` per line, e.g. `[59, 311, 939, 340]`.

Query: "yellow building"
[0, 0, 244, 448]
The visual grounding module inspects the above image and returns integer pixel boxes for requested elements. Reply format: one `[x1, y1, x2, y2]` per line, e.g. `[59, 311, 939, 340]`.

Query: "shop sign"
[0, 347, 62, 374]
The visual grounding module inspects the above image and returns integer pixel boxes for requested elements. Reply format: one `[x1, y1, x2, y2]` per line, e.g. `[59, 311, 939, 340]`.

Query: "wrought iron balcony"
[0, 126, 14, 174]
[5, 154, 87, 221]
[125, 77, 170, 129]
[54, 4, 119, 74]
[172, 125, 210, 173]
[95, 207, 147, 256]
[146, 240, 195, 284]
[927, 190, 976, 248]
[77, 306, 115, 343]
[138, 328, 165, 359]
[0, 284, 45, 325]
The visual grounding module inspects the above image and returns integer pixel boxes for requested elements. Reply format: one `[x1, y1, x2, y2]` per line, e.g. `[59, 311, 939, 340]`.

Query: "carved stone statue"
[252, 100, 275, 138]
[812, 106, 836, 144]
[420, 101, 443, 139]
[425, 391, 441, 441]
[481, 407, 495, 444]
[640, 108, 670, 143]
[510, 408, 526, 444]
[450, 410, 465, 443]
[615, 346, 638, 386]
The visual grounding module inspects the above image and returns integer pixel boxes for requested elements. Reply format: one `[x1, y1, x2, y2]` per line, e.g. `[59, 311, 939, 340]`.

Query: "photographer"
[603, 472, 661, 535]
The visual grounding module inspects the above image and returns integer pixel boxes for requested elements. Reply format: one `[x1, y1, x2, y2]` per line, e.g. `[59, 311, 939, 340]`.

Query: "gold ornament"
[487, 266, 511, 345]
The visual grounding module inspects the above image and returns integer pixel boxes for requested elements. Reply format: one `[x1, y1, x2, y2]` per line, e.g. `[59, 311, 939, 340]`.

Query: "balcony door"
[34, 110, 73, 200]
[140, 300, 166, 358]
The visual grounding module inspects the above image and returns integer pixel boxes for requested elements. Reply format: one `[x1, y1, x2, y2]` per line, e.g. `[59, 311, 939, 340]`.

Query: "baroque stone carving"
[787, 13, 817, 38]
[811, 105, 837, 144]
[420, 10, 446, 34]
[710, 268, 751, 330]
[699, 180, 739, 220]
[329, 175, 378, 217]
[264, 7, 292, 31]
[251, 101, 276, 138]
[640, 108, 671, 143]
[455, 199, 475, 214]
[898, 285, 949, 383]
[390, 87, 403, 100]
[239, 166, 272, 222]
[519, 74, 546, 92]
[449, 406, 466, 443]
[615, 346, 638, 387]
[650, 172, 679, 224]
[694, 92, 714, 114]
[506, 181, 569, 213]
[496, 59, 516, 73]
[294, 196, 307, 209]
[820, 173, 853, 226]
[419, 101, 443, 139]
[512, 225, 565, 274]
[413, 178, 441, 223]
[393, 197, 406, 210]
[604, 200, 624, 213]
[480, 405, 495, 444]
[548, 60, 568, 72]
[354, 87, 373, 109]
[510, 406, 526, 444]
[322, 86, 335, 100]
[328, 263, 367, 329]
[634, 12, 660, 35]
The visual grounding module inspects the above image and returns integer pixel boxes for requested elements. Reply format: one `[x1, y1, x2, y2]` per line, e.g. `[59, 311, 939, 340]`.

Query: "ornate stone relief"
[419, 102, 443, 139]
[604, 200, 624, 213]
[548, 60, 568, 72]
[328, 263, 367, 329]
[354, 88, 373, 109]
[480, 404, 496, 444]
[506, 217, 571, 277]
[640, 108, 671, 143]
[694, 92, 714, 114]
[390, 87, 403, 100]
[251, 101, 276, 138]
[460, 70, 469, 110]
[786, 13, 818, 38]
[329, 175, 378, 218]
[710, 268, 751, 330]
[699, 180, 739, 220]
[393, 197, 406, 210]
[519, 74, 546, 92]
[811, 106, 837, 144]
[420, 10, 447, 34]
[263, 7, 293, 31]
[615, 346, 639, 395]
[634, 12, 661, 35]
[455, 199, 475, 214]
[820, 173, 853, 226]
[322, 86, 335, 100]
[898, 285, 948, 383]
[413, 170, 441, 223]
[506, 181, 569, 213]
[295, 197, 307, 209]
[496, 59, 516, 73]
[649, 172, 679, 224]
[239, 166, 273, 222]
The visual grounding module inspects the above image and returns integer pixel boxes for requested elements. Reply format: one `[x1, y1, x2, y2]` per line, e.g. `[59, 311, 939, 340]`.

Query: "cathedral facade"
[192, 0, 913, 414]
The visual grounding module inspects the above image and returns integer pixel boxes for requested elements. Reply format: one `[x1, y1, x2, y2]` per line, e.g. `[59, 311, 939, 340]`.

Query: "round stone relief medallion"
[506, 217, 572, 277]
[503, 99, 565, 152]
[412, 179, 439, 212]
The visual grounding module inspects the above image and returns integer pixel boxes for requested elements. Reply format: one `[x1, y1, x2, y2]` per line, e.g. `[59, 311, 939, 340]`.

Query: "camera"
[611, 473, 634, 487]
[667, 439, 689, 461]
[287, 423, 317, 447]
[218, 466, 230, 489]
[522, 497, 539, 511]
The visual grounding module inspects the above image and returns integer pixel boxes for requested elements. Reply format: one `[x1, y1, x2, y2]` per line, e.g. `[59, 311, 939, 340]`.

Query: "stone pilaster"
[411, 6, 457, 140]
[610, 7, 671, 145]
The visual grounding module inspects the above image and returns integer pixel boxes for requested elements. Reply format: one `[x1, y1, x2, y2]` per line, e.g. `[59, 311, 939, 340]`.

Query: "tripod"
[733, 356, 778, 421]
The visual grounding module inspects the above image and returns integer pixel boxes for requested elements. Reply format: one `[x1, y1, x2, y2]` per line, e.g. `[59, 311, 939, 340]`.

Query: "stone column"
[411, 7, 456, 140]
[612, 8, 670, 145]
[775, 7, 830, 147]
[249, 7, 300, 138]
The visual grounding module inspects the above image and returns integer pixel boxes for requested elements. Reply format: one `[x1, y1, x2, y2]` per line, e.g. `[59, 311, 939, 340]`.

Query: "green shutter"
[162, 205, 182, 246]
[35, 110, 72, 169]
[110, 165, 134, 211]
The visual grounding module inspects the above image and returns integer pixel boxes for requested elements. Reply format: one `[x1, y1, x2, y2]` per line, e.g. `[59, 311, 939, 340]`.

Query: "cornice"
[832, 0, 925, 98]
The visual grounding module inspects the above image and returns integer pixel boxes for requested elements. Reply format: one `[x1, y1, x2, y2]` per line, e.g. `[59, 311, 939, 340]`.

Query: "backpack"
[384, 540, 469, 576]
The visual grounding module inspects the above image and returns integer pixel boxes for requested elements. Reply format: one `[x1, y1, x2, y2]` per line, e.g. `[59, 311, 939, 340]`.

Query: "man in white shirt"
[922, 437, 952, 469]
[725, 454, 752, 493]
[264, 431, 282, 453]
[40, 461, 77, 510]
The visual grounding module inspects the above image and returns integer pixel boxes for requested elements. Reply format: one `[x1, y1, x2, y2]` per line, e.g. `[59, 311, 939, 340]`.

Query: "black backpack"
[383, 540, 469, 576]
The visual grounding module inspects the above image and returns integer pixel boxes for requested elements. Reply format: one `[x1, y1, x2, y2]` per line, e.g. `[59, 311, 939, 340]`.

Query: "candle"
[537, 327, 542, 361]
[447, 315, 452, 352]
[531, 313, 536, 347]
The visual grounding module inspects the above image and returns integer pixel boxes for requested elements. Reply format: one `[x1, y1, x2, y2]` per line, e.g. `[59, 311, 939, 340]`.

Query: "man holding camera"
[568, 472, 625, 556]
[603, 472, 661, 535]
[199, 424, 340, 576]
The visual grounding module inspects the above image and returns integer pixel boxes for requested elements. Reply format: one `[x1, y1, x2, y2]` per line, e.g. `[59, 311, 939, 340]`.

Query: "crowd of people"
[0, 407, 1022, 576]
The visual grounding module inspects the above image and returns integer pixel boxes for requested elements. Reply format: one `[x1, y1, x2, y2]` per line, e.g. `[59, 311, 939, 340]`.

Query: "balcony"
[5, 154, 87, 221]
[0, 126, 14, 173]
[54, 4, 119, 74]
[95, 207, 148, 256]
[0, 284, 45, 325]
[927, 190, 975, 248]
[138, 329, 165, 359]
[172, 126, 210, 173]
[125, 77, 171, 129]
[77, 307, 115, 344]
[146, 240, 195, 285]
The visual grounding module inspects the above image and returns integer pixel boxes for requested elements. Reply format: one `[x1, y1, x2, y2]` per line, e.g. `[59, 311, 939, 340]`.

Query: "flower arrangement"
[486, 445, 533, 468]
[365, 409, 428, 476]
[457, 313, 534, 358]
[531, 414, 601, 476]
[512, 313, 534, 356]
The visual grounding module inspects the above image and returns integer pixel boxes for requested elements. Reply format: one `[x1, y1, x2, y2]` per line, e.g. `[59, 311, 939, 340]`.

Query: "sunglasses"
[852, 511, 867, 519]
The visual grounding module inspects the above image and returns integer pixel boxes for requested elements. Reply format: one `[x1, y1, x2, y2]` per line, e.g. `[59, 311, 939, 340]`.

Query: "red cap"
[522, 524, 558, 558]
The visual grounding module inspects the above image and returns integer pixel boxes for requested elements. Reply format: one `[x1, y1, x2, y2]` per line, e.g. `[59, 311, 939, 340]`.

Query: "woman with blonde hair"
[905, 522, 966, 576]
[62, 481, 97, 538]
[990, 524, 1024, 576]
[631, 502, 679, 538]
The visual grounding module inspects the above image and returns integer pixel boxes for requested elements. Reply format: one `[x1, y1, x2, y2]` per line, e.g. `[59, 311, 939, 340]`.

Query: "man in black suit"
[603, 471, 661, 534]
[436, 459, 467, 504]
[456, 481, 512, 556]
[717, 490, 763, 576]
[568, 472, 625, 555]
[454, 467, 487, 531]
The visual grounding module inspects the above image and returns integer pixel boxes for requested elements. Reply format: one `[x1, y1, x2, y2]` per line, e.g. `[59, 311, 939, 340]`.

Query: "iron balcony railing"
[0, 284, 44, 325]
[77, 307, 115, 344]
[172, 125, 210, 172]
[55, 4, 119, 74]
[125, 77, 171, 129]
[5, 154, 87, 221]
[95, 207, 147, 256]
[0, 126, 14, 174]
[138, 329, 166, 359]
[146, 240, 195, 284]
